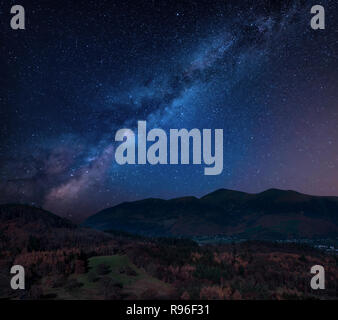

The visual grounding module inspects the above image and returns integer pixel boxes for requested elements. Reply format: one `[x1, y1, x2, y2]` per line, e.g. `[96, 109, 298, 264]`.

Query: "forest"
[1, 232, 337, 300]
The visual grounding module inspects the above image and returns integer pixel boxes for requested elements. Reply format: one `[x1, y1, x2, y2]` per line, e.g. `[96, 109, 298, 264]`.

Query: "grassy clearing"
[44, 255, 172, 299]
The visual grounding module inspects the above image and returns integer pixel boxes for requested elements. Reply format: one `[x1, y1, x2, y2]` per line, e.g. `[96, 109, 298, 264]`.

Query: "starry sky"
[1, 0, 338, 221]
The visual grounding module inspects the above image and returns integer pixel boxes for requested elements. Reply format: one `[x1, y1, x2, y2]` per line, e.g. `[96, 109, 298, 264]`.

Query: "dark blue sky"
[1, 0, 338, 220]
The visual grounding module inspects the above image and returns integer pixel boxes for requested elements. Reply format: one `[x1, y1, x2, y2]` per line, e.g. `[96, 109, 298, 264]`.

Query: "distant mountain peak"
[201, 188, 249, 199]
[260, 188, 301, 194]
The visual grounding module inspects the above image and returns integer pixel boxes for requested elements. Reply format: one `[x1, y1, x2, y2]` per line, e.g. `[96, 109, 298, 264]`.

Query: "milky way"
[1, 0, 338, 221]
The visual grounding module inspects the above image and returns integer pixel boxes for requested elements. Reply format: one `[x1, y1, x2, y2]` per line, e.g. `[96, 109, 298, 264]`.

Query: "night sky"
[1, 0, 338, 221]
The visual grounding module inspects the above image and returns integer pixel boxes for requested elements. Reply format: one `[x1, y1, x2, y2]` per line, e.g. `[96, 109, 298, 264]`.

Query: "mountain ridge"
[82, 188, 338, 239]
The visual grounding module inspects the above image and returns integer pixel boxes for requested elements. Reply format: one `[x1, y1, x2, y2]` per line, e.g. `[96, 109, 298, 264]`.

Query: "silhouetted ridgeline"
[83, 188, 338, 239]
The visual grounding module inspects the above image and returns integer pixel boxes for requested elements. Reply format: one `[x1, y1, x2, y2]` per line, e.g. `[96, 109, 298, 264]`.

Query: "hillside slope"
[0, 204, 112, 253]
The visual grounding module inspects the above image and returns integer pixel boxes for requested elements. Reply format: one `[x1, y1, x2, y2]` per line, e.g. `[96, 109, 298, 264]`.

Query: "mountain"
[83, 188, 338, 239]
[0, 204, 112, 252]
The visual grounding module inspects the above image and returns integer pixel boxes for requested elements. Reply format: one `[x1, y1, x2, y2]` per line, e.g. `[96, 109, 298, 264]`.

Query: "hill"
[83, 188, 338, 239]
[0, 204, 112, 253]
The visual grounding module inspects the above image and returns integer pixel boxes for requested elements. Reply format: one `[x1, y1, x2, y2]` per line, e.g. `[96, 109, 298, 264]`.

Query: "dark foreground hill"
[0, 204, 112, 253]
[83, 188, 338, 239]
